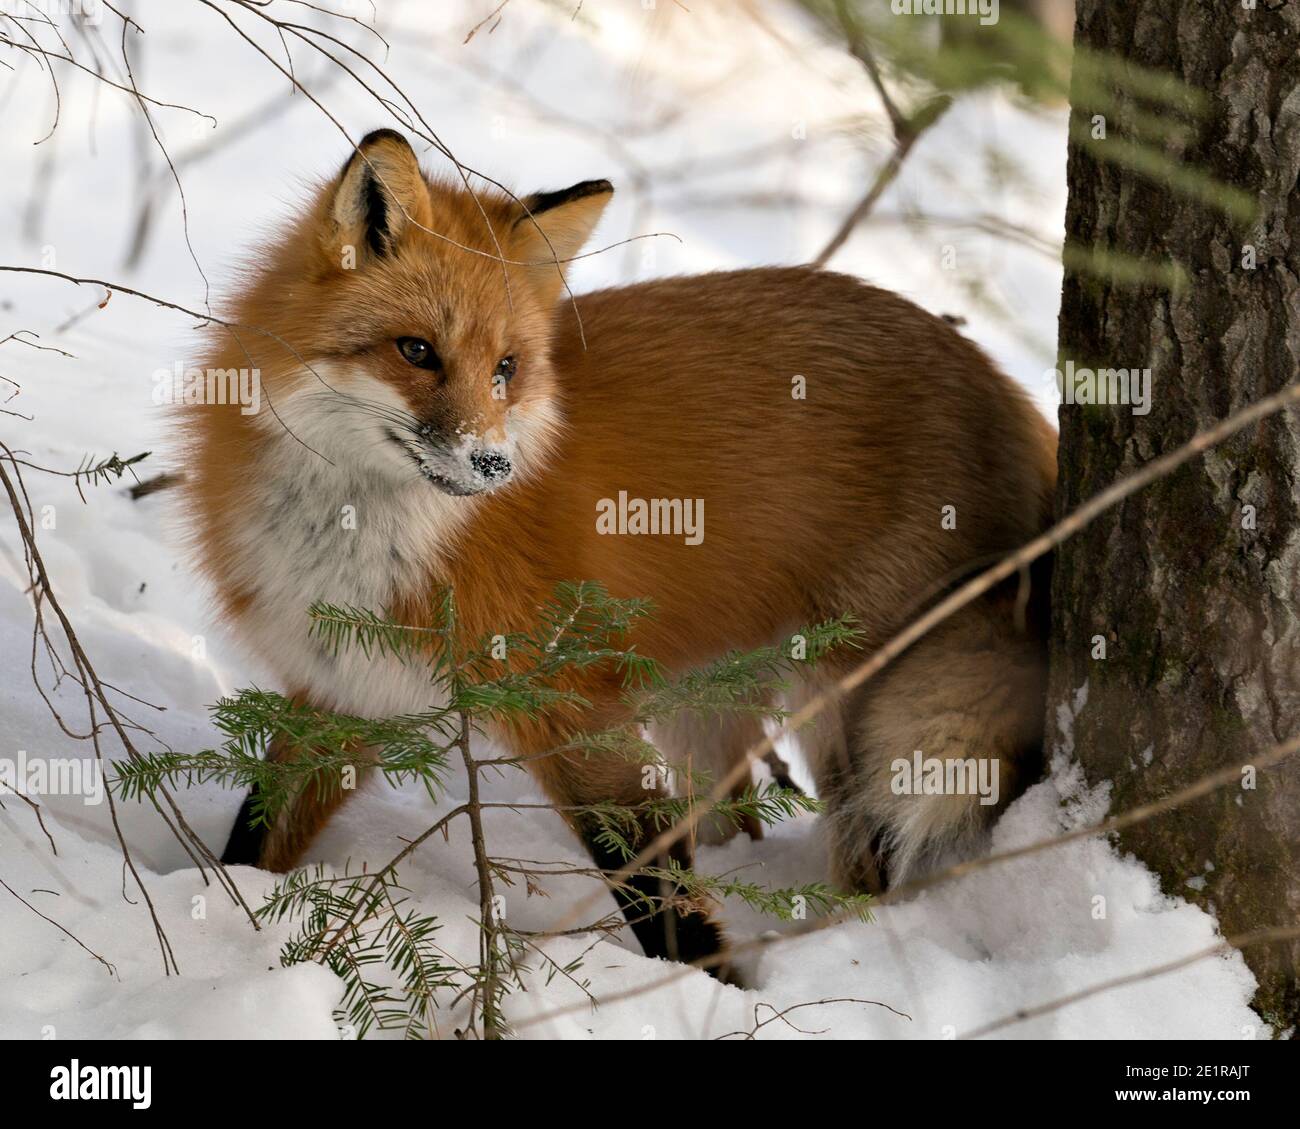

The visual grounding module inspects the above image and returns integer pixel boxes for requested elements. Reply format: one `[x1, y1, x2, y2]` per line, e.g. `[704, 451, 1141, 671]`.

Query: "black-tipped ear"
[326, 130, 431, 264]
[512, 179, 614, 278]
[516, 179, 614, 224]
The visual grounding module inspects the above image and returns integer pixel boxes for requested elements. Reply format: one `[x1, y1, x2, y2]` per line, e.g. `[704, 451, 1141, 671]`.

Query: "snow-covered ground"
[0, 0, 1266, 1038]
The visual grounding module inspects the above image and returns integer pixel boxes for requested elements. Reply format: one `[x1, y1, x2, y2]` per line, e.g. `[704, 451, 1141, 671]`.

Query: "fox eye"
[495, 355, 517, 383]
[397, 337, 439, 370]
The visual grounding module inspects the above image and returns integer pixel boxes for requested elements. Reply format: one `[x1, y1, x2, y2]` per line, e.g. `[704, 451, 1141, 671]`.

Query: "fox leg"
[650, 710, 766, 845]
[220, 692, 373, 872]
[511, 708, 736, 980]
[789, 676, 888, 894]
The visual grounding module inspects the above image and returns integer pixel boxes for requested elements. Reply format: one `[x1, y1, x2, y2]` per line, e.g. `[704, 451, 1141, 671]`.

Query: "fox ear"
[512, 179, 613, 295]
[325, 130, 431, 264]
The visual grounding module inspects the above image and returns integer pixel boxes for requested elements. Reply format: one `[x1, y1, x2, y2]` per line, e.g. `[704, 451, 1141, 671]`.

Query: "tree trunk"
[1051, 1, 1300, 1030]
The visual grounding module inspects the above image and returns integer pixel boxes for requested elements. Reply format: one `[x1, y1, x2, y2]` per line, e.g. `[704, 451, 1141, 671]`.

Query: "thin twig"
[0, 875, 116, 977]
[812, 3, 952, 266]
[718, 996, 912, 1040]
[959, 925, 1300, 1039]
[457, 708, 503, 1039]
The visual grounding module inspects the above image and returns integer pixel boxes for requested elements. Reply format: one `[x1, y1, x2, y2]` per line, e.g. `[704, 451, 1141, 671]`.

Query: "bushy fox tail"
[807, 561, 1051, 893]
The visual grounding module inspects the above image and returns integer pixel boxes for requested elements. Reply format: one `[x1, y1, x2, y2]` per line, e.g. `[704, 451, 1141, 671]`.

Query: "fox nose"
[470, 449, 512, 483]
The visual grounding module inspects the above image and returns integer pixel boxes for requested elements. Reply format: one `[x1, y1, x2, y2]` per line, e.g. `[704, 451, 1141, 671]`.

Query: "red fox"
[185, 129, 1056, 972]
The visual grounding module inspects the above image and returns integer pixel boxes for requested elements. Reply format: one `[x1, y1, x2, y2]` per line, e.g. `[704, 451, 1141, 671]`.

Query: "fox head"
[227, 129, 612, 496]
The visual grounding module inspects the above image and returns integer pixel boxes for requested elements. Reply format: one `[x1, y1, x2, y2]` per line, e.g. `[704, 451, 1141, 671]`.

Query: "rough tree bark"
[1051, 1, 1300, 1029]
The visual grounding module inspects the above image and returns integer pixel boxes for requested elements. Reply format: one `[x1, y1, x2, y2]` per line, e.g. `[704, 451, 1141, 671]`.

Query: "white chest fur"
[225, 442, 466, 719]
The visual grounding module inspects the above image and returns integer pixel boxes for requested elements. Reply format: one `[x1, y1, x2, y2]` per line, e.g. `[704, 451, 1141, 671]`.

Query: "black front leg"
[220, 786, 267, 866]
[582, 827, 739, 984]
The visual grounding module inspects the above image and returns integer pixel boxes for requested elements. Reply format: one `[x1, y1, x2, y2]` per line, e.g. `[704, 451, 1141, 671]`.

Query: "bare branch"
[959, 926, 1300, 1039]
